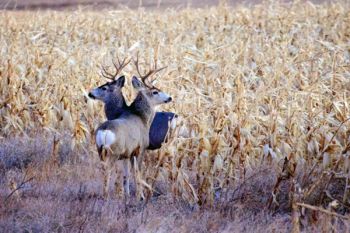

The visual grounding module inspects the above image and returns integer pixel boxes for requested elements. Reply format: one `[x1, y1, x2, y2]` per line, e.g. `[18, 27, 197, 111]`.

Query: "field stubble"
[0, 1, 350, 232]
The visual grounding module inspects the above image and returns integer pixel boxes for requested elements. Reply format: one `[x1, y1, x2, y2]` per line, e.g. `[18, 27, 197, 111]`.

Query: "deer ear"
[115, 76, 125, 87]
[132, 76, 144, 90]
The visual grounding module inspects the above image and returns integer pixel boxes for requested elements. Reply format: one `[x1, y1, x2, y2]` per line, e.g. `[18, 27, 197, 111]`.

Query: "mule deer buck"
[95, 58, 172, 199]
[88, 57, 130, 120]
[88, 56, 177, 150]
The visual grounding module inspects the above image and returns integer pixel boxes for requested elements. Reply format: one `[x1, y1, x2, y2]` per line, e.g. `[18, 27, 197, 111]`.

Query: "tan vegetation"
[1, 1, 350, 232]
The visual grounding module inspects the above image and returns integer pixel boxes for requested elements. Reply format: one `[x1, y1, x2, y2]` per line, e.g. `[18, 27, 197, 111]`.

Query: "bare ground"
[0, 134, 347, 232]
[0, 134, 292, 233]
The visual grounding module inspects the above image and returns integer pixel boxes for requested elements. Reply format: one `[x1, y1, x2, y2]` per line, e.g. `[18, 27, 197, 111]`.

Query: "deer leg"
[122, 159, 130, 198]
[113, 161, 123, 199]
[132, 156, 145, 201]
[137, 150, 145, 190]
[130, 156, 137, 197]
[102, 157, 111, 199]
[137, 150, 144, 173]
[135, 150, 145, 200]
[98, 146, 108, 162]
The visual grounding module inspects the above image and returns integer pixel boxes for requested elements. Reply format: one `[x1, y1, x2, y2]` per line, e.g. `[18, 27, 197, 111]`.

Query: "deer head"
[88, 56, 130, 102]
[88, 76, 125, 101]
[132, 76, 172, 106]
[131, 54, 172, 106]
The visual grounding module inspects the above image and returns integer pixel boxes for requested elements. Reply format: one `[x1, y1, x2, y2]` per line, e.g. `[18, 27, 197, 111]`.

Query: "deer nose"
[165, 97, 172, 103]
[88, 92, 96, 99]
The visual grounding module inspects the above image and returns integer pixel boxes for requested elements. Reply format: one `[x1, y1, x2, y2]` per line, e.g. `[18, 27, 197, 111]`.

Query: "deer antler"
[101, 56, 130, 80]
[133, 53, 166, 87]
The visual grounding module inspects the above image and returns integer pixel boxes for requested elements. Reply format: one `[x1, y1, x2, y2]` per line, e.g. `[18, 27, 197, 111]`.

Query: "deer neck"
[104, 93, 128, 120]
[130, 93, 155, 127]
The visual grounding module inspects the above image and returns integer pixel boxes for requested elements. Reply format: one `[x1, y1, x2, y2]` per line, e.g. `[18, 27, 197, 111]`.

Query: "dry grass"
[1, 1, 350, 232]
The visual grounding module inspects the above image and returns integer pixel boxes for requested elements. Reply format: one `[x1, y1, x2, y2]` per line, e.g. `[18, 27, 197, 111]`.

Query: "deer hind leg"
[112, 161, 123, 199]
[101, 155, 111, 199]
[102, 164, 111, 199]
[98, 146, 107, 162]
[121, 159, 130, 198]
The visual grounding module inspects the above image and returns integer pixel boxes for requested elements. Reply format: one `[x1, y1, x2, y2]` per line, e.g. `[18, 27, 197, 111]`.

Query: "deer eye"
[152, 91, 159, 95]
[101, 87, 107, 91]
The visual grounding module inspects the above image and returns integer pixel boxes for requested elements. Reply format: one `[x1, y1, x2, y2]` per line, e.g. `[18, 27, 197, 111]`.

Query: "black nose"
[88, 92, 95, 99]
[165, 97, 172, 103]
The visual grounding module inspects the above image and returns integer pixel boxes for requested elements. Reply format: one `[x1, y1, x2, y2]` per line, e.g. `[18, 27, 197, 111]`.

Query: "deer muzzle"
[164, 97, 172, 103]
[88, 92, 96, 99]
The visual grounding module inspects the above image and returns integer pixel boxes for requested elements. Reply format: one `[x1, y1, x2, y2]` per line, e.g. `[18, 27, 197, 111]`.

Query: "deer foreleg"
[130, 156, 137, 196]
[132, 156, 145, 200]
[137, 150, 145, 172]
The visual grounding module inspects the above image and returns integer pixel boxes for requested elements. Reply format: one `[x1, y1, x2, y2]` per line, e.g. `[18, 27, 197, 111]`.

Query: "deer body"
[89, 76, 177, 150]
[95, 76, 172, 199]
[96, 115, 148, 160]
[148, 112, 176, 149]
[96, 114, 148, 199]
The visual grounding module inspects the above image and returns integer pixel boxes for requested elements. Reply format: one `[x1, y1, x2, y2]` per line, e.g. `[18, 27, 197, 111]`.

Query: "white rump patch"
[96, 130, 116, 148]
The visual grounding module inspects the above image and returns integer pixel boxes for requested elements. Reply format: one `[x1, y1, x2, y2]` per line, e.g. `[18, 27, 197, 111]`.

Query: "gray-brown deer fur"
[89, 56, 177, 150]
[89, 76, 178, 150]
[95, 76, 172, 199]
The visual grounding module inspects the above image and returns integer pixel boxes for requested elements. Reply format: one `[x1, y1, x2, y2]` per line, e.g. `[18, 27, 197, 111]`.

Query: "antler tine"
[133, 53, 142, 79]
[143, 64, 167, 85]
[101, 65, 115, 80]
[112, 56, 131, 78]
[116, 56, 125, 68]
[113, 56, 130, 73]
[133, 53, 166, 87]
[100, 56, 130, 81]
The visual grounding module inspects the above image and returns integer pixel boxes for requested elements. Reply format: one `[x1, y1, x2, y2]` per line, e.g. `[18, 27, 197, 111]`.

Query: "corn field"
[1, 1, 350, 232]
